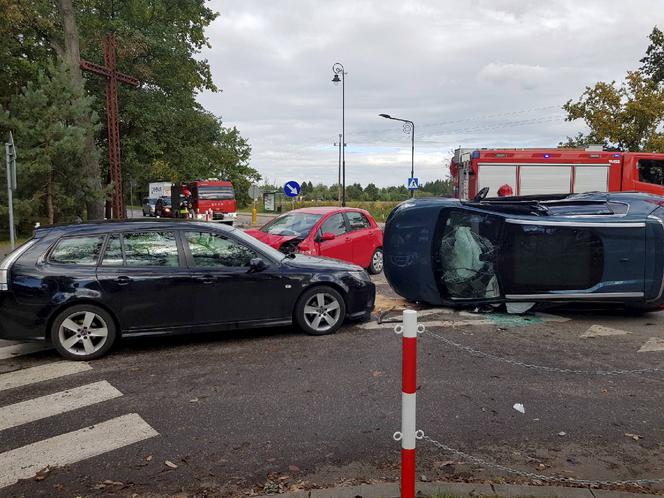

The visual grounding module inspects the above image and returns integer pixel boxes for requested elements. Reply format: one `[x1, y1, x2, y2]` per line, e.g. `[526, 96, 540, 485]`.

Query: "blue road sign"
[407, 177, 419, 190]
[284, 181, 301, 197]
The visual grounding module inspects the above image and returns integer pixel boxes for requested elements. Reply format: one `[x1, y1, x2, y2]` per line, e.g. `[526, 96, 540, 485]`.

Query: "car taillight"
[0, 239, 37, 291]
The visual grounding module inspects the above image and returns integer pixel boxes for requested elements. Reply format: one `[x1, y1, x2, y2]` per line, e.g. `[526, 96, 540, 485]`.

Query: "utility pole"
[333, 134, 345, 206]
[5, 132, 17, 249]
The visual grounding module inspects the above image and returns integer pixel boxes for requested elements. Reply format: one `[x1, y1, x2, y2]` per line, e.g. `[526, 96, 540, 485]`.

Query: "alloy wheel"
[58, 311, 109, 356]
[372, 250, 384, 272]
[303, 292, 342, 333]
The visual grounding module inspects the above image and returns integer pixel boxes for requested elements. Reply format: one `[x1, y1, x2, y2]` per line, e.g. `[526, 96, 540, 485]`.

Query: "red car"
[245, 207, 384, 274]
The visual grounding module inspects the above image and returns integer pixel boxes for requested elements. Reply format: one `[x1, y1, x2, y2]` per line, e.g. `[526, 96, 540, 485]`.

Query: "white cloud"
[197, 0, 661, 187]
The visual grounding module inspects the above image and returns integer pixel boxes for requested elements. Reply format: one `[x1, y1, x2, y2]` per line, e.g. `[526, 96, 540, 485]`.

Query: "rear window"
[123, 232, 179, 267]
[49, 235, 106, 266]
[346, 211, 371, 229]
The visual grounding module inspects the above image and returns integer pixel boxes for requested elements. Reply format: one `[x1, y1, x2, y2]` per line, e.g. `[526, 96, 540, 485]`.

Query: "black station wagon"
[383, 191, 664, 313]
[0, 220, 375, 360]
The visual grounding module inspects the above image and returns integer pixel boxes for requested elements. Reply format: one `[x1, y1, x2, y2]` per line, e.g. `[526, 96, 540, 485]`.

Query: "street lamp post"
[332, 62, 346, 206]
[333, 133, 342, 206]
[379, 114, 415, 198]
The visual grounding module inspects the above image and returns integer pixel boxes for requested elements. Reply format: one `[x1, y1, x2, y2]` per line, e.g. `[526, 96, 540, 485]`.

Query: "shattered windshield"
[435, 210, 502, 299]
[260, 212, 322, 237]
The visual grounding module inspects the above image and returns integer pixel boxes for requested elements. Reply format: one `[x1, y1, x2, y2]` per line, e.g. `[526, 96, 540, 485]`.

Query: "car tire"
[50, 304, 117, 360]
[295, 286, 346, 336]
[367, 248, 384, 274]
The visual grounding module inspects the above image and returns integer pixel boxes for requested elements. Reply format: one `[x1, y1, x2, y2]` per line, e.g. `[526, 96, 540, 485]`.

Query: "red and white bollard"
[394, 309, 424, 498]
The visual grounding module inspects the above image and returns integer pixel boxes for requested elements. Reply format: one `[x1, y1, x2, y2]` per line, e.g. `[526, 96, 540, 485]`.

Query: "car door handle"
[198, 275, 216, 284]
[115, 276, 132, 285]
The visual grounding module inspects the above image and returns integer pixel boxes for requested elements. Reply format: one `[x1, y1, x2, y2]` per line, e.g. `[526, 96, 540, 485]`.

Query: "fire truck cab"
[187, 179, 237, 225]
[450, 147, 664, 200]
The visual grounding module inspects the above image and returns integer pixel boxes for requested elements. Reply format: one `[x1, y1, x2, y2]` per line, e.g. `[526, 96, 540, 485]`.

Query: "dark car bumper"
[343, 277, 376, 320]
[0, 292, 50, 341]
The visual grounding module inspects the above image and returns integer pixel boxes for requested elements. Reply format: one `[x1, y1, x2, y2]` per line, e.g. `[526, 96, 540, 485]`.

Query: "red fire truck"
[450, 147, 664, 200]
[186, 179, 237, 224]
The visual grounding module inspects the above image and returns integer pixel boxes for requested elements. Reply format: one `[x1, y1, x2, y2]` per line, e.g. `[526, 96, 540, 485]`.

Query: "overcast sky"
[197, 0, 662, 188]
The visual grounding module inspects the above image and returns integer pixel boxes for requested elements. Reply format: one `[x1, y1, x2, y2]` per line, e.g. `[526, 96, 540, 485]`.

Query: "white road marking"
[638, 337, 664, 353]
[0, 343, 51, 360]
[0, 362, 92, 392]
[0, 381, 122, 431]
[0, 413, 158, 489]
[580, 324, 631, 338]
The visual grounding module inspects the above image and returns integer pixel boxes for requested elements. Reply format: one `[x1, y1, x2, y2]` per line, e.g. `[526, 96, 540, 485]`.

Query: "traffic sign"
[248, 184, 263, 201]
[407, 177, 419, 190]
[284, 181, 301, 197]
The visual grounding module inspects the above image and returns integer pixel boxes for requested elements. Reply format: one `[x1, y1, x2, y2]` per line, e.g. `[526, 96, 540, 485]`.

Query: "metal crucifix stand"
[80, 33, 139, 219]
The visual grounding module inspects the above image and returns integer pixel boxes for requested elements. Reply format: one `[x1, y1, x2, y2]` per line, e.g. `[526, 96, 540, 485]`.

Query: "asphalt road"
[2, 275, 664, 497]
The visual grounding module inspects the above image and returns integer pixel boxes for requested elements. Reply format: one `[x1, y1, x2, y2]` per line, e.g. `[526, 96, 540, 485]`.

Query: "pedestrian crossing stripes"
[0, 356, 159, 491]
[0, 380, 122, 431]
[0, 343, 50, 360]
[0, 413, 158, 489]
[0, 361, 92, 392]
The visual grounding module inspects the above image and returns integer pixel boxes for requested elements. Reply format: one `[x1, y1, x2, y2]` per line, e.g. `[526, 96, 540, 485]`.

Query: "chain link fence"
[393, 313, 664, 489]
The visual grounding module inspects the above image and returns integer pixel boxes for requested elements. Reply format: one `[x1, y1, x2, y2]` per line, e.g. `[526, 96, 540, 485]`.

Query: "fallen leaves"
[33, 466, 51, 481]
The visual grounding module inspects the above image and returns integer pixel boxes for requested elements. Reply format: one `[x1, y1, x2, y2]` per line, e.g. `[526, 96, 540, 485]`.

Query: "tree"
[364, 183, 379, 200]
[1, 62, 97, 226]
[0, 0, 260, 229]
[562, 71, 664, 151]
[641, 26, 664, 84]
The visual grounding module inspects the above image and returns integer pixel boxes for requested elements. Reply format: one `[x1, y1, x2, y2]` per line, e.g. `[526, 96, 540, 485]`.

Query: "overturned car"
[383, 191, 664, 313]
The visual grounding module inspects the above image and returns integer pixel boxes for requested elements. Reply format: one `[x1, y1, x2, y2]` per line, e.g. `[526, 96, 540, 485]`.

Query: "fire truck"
[450, 147, 664, 200]
[170, 179, 237, 224]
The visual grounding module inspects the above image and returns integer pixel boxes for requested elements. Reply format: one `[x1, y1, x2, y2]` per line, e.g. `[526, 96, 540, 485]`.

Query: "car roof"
[289, 206, 368, 215]
[34, 219, 236, 238]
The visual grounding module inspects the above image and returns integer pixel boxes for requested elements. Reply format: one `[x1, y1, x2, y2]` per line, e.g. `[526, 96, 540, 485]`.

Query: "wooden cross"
[80, 33, 139, 219]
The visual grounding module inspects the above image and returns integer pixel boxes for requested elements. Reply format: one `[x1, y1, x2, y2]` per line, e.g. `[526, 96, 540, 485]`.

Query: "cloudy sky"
[197, 0, 661, 188]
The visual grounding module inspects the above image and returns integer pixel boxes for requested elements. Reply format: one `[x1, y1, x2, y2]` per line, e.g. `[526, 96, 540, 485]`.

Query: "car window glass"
[320, 213, 347, 236]
[185, 232, 257, 267]
[638, 159, 664, 186]
[123, 232, 179, 267]
[435, 211, 501, 299]
[102, 234, 124, 266]
[346, 212, 371, 230]
[502, 224, 603, 293]
[49, 235, 105, 266]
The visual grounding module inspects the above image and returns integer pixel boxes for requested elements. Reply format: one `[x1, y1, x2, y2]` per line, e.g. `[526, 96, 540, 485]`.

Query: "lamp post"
[379, 113, 415, 198]
[332, 62, 346, 206]
[333, 133, 343, 206]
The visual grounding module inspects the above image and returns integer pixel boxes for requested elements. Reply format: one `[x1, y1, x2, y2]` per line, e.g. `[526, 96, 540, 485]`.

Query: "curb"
[260, 481, 661, 498]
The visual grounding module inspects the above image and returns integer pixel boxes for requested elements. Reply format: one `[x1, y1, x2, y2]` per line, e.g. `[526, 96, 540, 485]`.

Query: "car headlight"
[349, 270, 371, 282]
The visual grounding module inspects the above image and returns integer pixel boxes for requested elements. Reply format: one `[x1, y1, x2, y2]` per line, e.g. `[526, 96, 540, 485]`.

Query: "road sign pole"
[5, 143, 16, 250]
[252, 200, 257, 226]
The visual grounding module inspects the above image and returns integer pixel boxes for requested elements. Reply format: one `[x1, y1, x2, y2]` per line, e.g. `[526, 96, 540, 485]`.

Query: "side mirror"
[320, 232, 336, 242]
[249, 257, 267, 272]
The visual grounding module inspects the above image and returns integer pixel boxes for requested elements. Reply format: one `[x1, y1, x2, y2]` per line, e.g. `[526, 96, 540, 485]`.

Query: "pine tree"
[1, 62, 98, 226]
